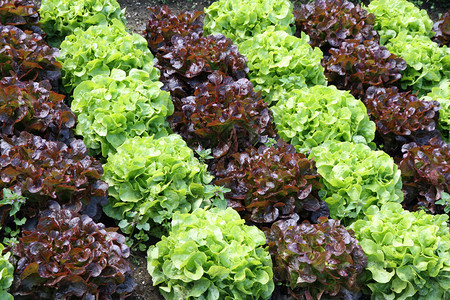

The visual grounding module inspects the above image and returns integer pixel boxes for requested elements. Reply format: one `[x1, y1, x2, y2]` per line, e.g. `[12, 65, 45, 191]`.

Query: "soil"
[27, 0, 448, 299]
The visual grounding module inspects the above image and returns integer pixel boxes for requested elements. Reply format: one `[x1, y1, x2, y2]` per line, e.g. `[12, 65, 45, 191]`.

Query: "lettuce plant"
[399, 138, 450, 215]
[385, 32, 450, 97]
[213, 140, 326, 225]
[103, 135, 220, 245]
[156, 32, 248, 99]
[266, 214, 367, 299]
[203, 0, 294, 44]
[72, 68, 173, 157]
[145, 5, 204, 53]
[366, 0, 434, 44]
[432, 11, 449, 47]
[11, 201, 134, 299]
[0, 188, 26, 246]
[170, 71, 276, 165]
[39, 0, 126, 46]
[147, 207, 274, 300]
[363, 86, 441, 157]
[0, 77, 75, 144]
[58, 20, 159, 93]
[238, 30, 327, 104]
[294, 0, 379, 51]
[422, 79, 450, 142]
[350, 203, 450, 299]
[323, 39, 407, 98]
[272, 85, 375, 153]
[0, 25, 61, 86]
[309, 141, 403, 222]
[0, 243, 13, 300]
[0, 0, 41, 34]
[0, 132, 108, 220]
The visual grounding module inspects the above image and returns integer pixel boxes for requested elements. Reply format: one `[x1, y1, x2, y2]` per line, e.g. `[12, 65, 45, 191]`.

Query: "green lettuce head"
[366, 0, 433, 44]
[309, 141, 403, 223]
[422, 79, 450, 142]
[238, 30, 327, 104]
[58, 20, 159, 93]
[0, 243, 13, 300]
[350, 203, 450, 300]
[203, 0, 294, 44]
[385, 32, 450, 97]
[72, 69, 174, 157]
[103, 135, 221, 245]
[39, 0, 126, 47]
[147, 207, 274, 300]
[272, 85, 375, 153]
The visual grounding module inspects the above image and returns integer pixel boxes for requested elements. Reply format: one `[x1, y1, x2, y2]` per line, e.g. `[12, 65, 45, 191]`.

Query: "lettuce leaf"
[58, 20, 159, 93]
[350, 203, 450, 299]
[103, 135, 219, 241]
[203, 0, 294, 44]
[72, 68, 173, 157]
[238, 30, 327, 104]
[39, 0, 126, 47]
[272, 85, 375, 153]
[366, 0, 434, 44]
[147, 207, 274, 300]
[309, 141, 403, 222]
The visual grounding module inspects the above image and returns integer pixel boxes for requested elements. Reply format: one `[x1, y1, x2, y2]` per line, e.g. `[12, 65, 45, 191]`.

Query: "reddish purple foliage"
[0, 0, 42, 34]
[294, 0, 378, 53]
[0, 77, 75, 143]
[144, 5, 203, 54]
[214, 140, 326, 226]
[0, 25, 61, 87]
[399, 138, 450, 215]
[363, 86, 441, 157]
[156, 33, 249, 99]
[432, 10, 449, 46]
[266, 214, 367, 299]
[323, 39, 407, 98]
[170, 71, 276, 166]
[12, 201, 134, 299]
[0, 132, 108, 220]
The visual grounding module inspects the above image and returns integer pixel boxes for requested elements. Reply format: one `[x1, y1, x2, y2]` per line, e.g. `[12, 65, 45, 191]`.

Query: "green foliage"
[72, 68, 173, 157]
[385, 32, 450, 97]
[103, 135, 223, 248]
[39, 0, 126, 46]
[350, 203, 450, 299]
[203, 0, 294, 44]
[147, 207, 274, 300]
[422, 79, 450, 142]
[238, 30, 327, 104]
[58, 20, 159, 93]
[309, 141, 403, 223]
[435, 192, 450, 214]
[272, 86, 375, 153]
[0, 189, 26, 246]
[366, 0, 434, 44]
[0, 243, 13, 300]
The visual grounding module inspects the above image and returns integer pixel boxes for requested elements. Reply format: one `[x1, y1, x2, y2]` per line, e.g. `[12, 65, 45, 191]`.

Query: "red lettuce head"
[214, 140, 326, 226]
[266, 214, 367, 299]
[12, 201, 134, 299]
[144, 5, 204, 53]
[399, 138, 450, 215]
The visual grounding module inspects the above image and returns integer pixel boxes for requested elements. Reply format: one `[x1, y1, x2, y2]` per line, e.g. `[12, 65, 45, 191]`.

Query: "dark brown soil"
[128, 250, 163, 300]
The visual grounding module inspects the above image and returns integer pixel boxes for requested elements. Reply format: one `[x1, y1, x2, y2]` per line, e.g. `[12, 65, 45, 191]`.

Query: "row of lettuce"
[0, 0, 449, 299]
[143, 0, 449, 299]
[0, 0, 136, 298]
